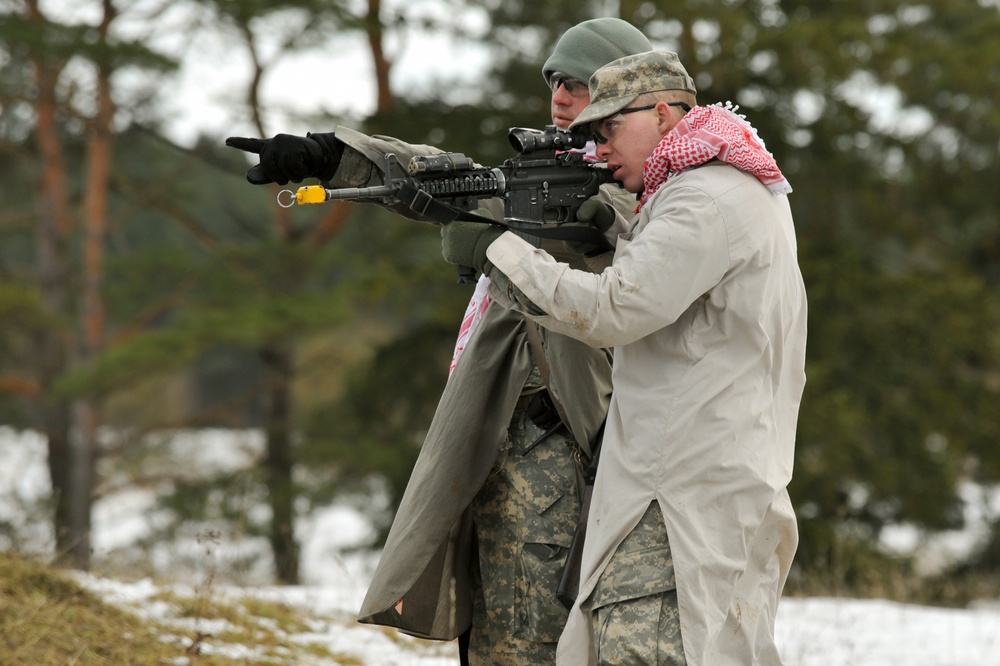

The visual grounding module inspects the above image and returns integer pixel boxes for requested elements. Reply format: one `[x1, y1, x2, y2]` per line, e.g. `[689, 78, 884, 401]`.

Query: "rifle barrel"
[320, 185, 394, 201]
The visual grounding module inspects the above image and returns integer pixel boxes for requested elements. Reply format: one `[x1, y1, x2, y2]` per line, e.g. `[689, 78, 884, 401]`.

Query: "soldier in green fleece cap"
[228, 18, 652, 666]
[543, 17, 656, 87]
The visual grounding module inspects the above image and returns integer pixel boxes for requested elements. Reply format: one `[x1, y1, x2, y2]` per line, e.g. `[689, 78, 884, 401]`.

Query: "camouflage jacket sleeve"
[327, 126, 506, 222]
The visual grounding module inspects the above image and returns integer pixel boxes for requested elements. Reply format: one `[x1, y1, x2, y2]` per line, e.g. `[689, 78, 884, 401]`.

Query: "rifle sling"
[523, 320, 573, 434]
[502, 218, 609, 247]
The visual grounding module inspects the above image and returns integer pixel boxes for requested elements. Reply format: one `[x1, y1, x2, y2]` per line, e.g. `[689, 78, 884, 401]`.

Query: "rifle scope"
[508, 125, 588, 154]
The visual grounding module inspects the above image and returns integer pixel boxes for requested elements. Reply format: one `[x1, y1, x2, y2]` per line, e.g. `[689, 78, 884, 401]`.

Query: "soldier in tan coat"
[441, 51, 807, 665]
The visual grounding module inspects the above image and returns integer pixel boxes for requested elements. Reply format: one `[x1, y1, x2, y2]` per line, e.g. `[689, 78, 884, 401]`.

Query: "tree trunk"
[234, 0, 395, 584]
[27, 0, 81, 567]
[366, 0, 393, 121]
[67, 0, 118, 572]
[39, 402, 75, 561]
[261, 341, 300, 584]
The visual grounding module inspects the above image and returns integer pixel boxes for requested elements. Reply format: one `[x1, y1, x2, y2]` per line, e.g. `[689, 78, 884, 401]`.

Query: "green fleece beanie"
[542, 18, 652, 86]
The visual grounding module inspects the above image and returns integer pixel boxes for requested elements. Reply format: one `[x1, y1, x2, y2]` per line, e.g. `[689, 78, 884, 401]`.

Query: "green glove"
[440, 221, 504, 274]
[563, 198, 617, 256]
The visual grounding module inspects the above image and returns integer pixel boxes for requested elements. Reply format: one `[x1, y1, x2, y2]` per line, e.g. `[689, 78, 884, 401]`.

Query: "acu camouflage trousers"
[582, 500, 686, 665]
[465, 405, 685, 666]
[467, 400, 581, 666]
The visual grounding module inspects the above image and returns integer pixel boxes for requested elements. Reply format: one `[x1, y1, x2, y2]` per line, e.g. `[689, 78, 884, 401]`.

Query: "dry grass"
[0, 552, 190, 664]
[0, 552, 347, 665]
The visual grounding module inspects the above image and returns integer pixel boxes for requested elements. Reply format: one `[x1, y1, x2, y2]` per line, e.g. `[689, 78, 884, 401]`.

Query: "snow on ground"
[75, 570, 459, 666]
[4, 427, 1000, 665]
[69, 569, 1000, 666]
[776, 596, 1000, 666]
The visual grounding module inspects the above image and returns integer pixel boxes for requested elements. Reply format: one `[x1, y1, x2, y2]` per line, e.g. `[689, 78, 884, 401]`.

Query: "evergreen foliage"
[1, 0, 999, 592]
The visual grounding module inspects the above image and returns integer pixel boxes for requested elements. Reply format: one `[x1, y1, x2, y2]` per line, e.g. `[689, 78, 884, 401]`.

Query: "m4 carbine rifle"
[279, 125, 615, 282]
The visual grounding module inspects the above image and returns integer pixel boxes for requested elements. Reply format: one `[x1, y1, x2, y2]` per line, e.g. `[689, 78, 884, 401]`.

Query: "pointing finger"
[225, 136, 267, 154]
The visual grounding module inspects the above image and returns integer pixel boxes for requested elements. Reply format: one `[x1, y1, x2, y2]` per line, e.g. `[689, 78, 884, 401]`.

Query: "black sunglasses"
[549, 73, 589, 96]
[591, 102, 692, 144]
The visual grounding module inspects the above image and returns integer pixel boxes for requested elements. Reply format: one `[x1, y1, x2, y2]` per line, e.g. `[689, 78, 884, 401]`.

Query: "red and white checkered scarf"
[639, 102, 791, 210]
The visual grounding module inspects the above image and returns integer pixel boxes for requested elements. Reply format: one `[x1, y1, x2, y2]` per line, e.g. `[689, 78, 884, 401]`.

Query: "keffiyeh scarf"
[449, 275, 492, 375]
[639, 102, 792, 210]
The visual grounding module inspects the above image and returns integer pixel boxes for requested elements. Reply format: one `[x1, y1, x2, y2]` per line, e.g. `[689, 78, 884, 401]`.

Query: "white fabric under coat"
[486, 161, 808, 665]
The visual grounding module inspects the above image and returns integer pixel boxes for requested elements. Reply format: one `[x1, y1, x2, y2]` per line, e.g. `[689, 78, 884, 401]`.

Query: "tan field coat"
[336, 126, 635, 639]
[486, 161, 808, 665]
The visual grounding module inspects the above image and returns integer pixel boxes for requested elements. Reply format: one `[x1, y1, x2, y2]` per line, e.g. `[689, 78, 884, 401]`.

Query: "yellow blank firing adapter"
[296, 185, 327, 205]
[277, 185, 327, 208]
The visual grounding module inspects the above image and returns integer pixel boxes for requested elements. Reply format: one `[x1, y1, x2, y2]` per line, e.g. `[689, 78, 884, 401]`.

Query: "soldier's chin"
[551, 115, 573, 130]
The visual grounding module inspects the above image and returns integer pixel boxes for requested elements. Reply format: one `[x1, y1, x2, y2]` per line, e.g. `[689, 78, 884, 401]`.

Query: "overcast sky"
[141, 0, 492, 146]
[35, 0, 492, 146]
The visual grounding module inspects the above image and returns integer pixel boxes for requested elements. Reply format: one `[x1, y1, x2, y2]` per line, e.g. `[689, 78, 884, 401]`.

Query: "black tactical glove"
[440, 221, 505, 275]
[563, 197, 617, 256]
[225, 132, 345, 185]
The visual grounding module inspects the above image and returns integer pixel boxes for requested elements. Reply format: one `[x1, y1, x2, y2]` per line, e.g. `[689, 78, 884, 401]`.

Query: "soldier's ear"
[655, 102, 676, 134]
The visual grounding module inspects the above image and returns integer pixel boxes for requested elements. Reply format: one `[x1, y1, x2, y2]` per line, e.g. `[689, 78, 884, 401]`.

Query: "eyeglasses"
[549, 72, 589, 97]
[591, 102, 692, 144]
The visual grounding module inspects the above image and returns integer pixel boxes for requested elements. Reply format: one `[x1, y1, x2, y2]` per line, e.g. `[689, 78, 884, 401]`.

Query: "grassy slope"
[0, 552, 354, 665]
[1, 553, 188, 664]
[0, 552, 458, 665]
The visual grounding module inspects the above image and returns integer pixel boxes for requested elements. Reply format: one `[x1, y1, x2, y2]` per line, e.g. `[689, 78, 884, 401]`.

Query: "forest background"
[1, 0, 1000, 607]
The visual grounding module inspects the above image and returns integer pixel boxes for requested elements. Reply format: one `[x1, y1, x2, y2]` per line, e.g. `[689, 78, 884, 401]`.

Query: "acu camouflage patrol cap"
[569, 50, 697, 129]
